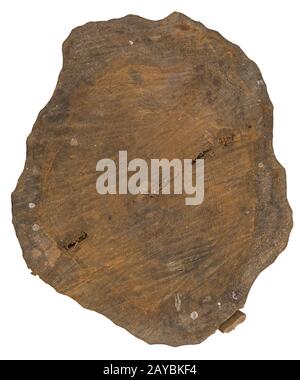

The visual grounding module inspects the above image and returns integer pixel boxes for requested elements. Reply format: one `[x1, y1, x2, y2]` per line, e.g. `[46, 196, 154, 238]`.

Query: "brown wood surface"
[12, 12, 292, 346]
[219, 310, 246, 333]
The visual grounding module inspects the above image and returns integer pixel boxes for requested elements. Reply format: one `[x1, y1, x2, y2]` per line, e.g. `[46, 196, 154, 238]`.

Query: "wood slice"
[12, 12, 292, 346]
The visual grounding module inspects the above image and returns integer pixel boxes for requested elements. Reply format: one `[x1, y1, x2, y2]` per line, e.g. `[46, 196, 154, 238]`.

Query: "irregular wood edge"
[11, 12, 293, 346]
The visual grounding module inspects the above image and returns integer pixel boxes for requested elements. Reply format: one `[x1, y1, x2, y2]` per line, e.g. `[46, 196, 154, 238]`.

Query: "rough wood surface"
[12, 12, 292, 346]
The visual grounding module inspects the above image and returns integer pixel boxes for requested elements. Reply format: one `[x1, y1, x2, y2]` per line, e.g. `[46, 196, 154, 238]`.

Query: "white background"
[1, 0, 299, 360]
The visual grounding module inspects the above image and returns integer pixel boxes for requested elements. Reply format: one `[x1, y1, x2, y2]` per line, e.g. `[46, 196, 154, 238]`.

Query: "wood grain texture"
[12, 12, 292, 346]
